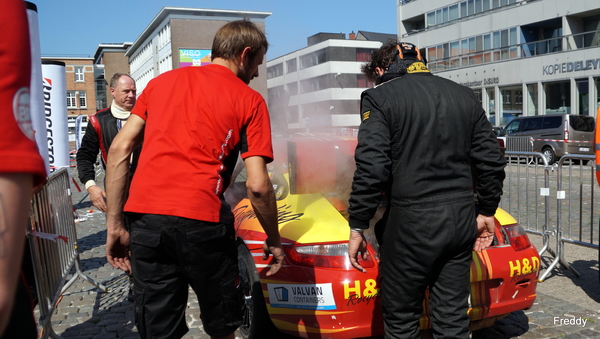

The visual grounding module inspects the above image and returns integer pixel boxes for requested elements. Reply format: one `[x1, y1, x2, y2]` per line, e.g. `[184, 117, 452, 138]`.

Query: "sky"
[34, 0, 398, 62]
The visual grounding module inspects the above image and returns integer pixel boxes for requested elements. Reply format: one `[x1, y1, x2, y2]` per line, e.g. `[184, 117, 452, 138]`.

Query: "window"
[505, 120, 520, 134]
[287, 82, 298, 96]
[267, 63, 283, 79]
[299, 49, 326, 69]
[78, 91, 87, 108]
[356, 49, 372, 62]
[67, 91, 76, 108]
[449, 4, 459, 21]
[357, 74, 374, 88]
[75, 67, 84, 82]
[286, 59, 297, 73]
[427, 12, 436, 27]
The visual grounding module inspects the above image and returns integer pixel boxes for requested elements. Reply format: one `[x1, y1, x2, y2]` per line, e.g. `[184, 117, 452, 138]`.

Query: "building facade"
[125, 7, 270, 97]
[93, 43, 133, 110]
[398, 0, 600, 126]
[266, 31, 396, 135]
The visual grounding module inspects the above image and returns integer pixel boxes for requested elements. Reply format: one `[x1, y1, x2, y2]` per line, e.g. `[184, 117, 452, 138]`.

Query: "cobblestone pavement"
[34, 172, 600, 339]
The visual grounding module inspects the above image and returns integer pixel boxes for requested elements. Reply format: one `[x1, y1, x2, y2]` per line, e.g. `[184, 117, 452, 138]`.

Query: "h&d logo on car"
[267, 283, 336, 310]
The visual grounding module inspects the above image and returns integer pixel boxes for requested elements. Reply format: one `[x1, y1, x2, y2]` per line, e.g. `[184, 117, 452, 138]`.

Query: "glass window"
[427, 46, 437, 62]
[286, 59, 297, 73]
[78, 91, 86, 108]
[468, 0, 474, 15]
[287, 82, 298, 96]
[545, 81, 571, 114]
[522, 117, 543, 131]
[505, 120, 520, 134]
[501, 85, 523, 116]
[461, 39, 469, 66]
[576, 79, 589, 115]
[526, 84, 538, 116]
[492, 0, 500, 8]
[460, 2, 467, 17]
[450, 41, 460, 57]
[542, 116, 562, 129]
[487, 88, 496, 123]
[483, 34, 491, 50]
[449, 4, 459, 21]
[510, 27, 517, 45]
[356, 49, 372, 62]
[569, 115, 595, 131]
[436, 9, 442, 25]
[475, 0, 482, 13]
[442, 7, 448, 23]
[67, 91, 76, 108]
[75, 67, 84, 82]
[427, 12, 436, 27]
[483, 0, 490, 11]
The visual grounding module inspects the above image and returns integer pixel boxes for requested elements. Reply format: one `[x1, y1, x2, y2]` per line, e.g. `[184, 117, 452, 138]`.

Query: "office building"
[125, 7, 270, 97]
[398, 0, 600, 125]
[266, 31, 396, 134]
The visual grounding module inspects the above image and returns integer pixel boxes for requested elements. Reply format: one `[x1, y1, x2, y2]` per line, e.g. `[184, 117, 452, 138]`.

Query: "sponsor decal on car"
[268, 283, 336, 310]
[344, 279, 380, 306]
[509, 256, 540, 277]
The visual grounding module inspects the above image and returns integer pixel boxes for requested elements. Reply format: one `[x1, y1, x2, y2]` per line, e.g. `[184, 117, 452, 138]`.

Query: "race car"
[227, 135, 539, 339]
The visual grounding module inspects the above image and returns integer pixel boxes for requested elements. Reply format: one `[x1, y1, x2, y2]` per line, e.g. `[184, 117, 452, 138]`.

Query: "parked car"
[227, 135, 539, 339]
[503, 114, 595, 164]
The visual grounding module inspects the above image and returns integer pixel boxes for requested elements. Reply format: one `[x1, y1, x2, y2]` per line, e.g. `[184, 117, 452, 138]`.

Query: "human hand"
[348, 230, 368, 273]
[88, 185, 107, 212]
[474, 214, 495, 251]
[106, 224, 131, 274]
[262, 237, 285, 276]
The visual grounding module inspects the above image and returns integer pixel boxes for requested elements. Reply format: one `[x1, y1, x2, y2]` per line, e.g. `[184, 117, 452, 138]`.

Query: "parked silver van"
[502, 114, 595, 164]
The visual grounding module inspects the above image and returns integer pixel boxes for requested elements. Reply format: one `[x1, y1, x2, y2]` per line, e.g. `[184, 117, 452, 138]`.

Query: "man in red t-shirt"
[105, 20, 283, 339]
[0, 1, 47, 338]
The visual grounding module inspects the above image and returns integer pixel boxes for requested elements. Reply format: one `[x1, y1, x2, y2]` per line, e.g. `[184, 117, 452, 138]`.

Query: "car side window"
[542, 116, 562, 129]
[505, 120, 520, 134]
[522, 117, 543, 131]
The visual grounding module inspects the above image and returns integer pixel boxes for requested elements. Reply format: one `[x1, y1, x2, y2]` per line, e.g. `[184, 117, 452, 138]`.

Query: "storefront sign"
[542, 58, 600, 75]
[459, 77, 499, 87]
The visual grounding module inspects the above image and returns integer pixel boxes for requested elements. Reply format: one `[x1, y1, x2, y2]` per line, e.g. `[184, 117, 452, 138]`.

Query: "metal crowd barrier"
[538, 154, 598, 282]
[501, 152, 599, 282]
[500, 151, 554, 258]
[27, 168, 106, 339]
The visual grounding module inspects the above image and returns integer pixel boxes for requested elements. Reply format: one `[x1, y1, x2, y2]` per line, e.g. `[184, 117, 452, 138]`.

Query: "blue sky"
[34, 0, 398, 62]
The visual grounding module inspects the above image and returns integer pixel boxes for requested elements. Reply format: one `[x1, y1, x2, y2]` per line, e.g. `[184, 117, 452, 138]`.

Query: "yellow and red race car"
[227, 135, 539, 339]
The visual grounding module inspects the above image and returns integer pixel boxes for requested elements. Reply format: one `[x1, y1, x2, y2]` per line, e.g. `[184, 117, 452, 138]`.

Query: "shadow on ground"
[58, 274, 137, 338]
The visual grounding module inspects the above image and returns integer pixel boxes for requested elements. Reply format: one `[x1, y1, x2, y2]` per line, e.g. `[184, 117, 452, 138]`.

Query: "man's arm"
[0, 173, 34, 334]
[76, 121, 107, 211]
[348, 91, 391, 272]
[244, 156, 284, 276]
[470, 105, 507, 251]
[105, 114, 145, 275]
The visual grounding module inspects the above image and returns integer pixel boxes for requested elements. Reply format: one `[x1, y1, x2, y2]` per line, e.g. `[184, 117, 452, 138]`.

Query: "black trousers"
[381, 192, 477, 339]
[127, 213, 242, 339]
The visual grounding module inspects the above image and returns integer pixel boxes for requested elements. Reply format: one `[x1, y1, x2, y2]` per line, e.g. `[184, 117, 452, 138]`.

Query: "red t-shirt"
[126, 64, 273, 222]
[0, 0, 46, 185]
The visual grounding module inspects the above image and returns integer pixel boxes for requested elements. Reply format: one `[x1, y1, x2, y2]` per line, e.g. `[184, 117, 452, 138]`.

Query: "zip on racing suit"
[348, 60, 506, 338]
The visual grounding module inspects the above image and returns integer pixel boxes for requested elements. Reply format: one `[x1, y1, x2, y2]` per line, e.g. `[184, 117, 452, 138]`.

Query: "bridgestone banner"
[42, 61, 70, 173]
[26, 1, 50, 174]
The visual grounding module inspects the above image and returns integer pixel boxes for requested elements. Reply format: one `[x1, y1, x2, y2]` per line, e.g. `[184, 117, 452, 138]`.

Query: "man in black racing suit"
[76, 73, 141, 212]
[347, 42, 506, 339]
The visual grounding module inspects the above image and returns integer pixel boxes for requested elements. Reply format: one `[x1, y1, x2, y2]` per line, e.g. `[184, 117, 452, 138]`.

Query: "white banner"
[42, 61, 70, 173]
[75, 114, 84, 150]
[26, 1, 50, 175]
